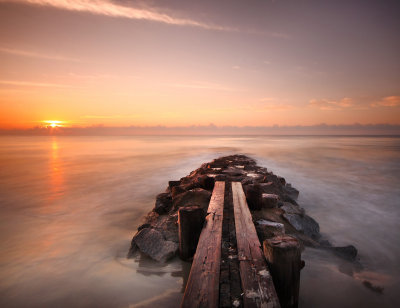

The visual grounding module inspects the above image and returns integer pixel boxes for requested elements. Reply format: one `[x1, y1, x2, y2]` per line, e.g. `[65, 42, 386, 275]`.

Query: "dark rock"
[277, 176, 286, 185]
[261, 193, 279, 208]
[283, 213, 320, 240]
[154, 193, 172, 214]
[255, 219, 285, 242]
[283, 183, 299, 199]
[281, 202, 304, 216]
[193, 174, 215, 191]
[171, 185, 186, 199]
[168, 180, 181, 189]
[173, 188, 212, 211]
[331, 245, 358, 261]
[362, 280, 384, 294]
[132, 228, 178, 262]
[243, 184, 263, 210]
[138, 223, 151, 231]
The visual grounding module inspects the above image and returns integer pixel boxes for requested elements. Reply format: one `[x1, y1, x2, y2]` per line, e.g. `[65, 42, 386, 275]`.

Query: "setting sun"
[43, 121, 64, 128]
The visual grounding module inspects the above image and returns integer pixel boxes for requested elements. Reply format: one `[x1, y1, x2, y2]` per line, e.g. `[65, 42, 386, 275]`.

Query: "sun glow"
[43, 120, 64, 128]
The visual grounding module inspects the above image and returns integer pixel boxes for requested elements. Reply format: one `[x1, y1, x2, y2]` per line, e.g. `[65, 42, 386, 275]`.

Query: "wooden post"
[263, 235, 302, 308]
[178, 206, 204, 260]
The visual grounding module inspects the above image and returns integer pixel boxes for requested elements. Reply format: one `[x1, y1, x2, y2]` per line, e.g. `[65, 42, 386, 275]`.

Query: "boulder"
[283, 213, 320, 240]
[261, 193, 279, 208]
[331, 245, 358, 261]
[168, 180, 181, 189]
[283, 183, 299, 199]
[173, 188, 212, 211]
[255, 219, 285, 241]
[171, 185, 186, 199]
[154, 193, 172, 214]
[281, 202, 304, 216]
[193, 174, 215, 191]
[132, 228, 178, 262]
[243, 184, 263, 210]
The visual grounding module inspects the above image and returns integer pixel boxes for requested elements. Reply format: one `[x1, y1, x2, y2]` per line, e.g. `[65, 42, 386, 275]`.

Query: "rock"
[156, 215, 179, 243]
[283, 213, 320, 240]
[283, 183, 299, 199]
[133, 228, 178, 262]
[173, 188, 212, 211]
[261, 193, 279, 208]
[281, 202, 304, 216]
[243, 184, 263, 210]
[168, 180, 181, 189]
[137, 223, 151, 231]
[255, 219, 285, 241]
[171, 185, 186, 199]
[277, 176, 286, 185]
[331, 245, 358, 261]
[223, 167, 245, 177]
[193, 174, 215, 191]
[154, 193, 172, 214]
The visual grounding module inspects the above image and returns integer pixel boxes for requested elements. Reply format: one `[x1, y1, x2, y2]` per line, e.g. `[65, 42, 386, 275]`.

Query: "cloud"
[0, 46, 80, 62]
[258, 103, 294, 111]
[165, 81, 239, 92]
[371, 96, 400, 107]
[5, 0, 232, 31]
[0, 80, 73, 88]
[309, 97, 354, 110]
[232, 65, 240, 70]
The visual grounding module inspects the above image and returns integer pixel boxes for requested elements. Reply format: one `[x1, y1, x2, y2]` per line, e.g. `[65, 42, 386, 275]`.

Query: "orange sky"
[0, 0, 399, 130]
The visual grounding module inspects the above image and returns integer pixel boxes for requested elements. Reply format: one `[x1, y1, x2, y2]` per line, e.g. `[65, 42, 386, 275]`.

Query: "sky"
[0, 0, 399, 132]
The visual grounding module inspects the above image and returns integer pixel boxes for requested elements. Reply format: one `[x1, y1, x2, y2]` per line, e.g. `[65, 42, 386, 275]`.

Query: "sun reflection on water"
[49, 137, 64, 202]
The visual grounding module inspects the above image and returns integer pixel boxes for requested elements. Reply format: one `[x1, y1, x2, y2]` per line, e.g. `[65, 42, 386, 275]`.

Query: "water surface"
[0, 135, 399, 307]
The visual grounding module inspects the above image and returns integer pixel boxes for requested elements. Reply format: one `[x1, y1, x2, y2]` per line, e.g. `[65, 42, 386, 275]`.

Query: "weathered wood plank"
[181, 181, 225, 308]
[232, 182, 280, 308]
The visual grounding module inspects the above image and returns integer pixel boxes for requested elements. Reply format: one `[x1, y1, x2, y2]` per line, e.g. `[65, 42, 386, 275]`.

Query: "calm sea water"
[0, 135, 399, 307]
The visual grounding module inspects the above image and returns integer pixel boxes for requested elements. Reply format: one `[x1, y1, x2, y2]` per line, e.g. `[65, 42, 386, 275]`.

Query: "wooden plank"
[232, 182, 280, 308]
[181, 181, 225, 308]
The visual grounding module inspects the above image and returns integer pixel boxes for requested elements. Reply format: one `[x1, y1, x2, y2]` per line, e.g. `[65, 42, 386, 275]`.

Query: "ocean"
[0, 135, 399, 307]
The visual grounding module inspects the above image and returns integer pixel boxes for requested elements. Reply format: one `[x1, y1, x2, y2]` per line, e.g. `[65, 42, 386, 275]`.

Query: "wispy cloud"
[309, 97, 354, 110]
[6, 0, 232, 31]
[82, 114, 138, 119]
[0, 80, 73, 88]
[0, 46, 80, 62]
[165, 81, 240, 92]
[371, 96, 400, 107]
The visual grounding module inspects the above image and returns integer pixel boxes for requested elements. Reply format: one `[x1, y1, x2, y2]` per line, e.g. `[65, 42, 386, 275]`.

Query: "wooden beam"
[181, 181, 225, 308]
[232, 182, 280, 308]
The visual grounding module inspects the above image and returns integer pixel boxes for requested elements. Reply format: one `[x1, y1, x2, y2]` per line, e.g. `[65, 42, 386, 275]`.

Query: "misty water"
[0, 135, 399, 307]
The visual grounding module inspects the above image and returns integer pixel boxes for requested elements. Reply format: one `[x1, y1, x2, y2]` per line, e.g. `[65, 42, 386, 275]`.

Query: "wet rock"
[261, 193, 279, 208]
[154, 193, 172, 214]
[283, 213, 320, 240]
[331, 245, 358, 261]
[132, 228, 178, 262]
[223, 167, 246, 177]
[171, 185, 186, 199]
[283, 183, 299, 199]
[168, 180, 181, 190]
[243, 184, 263, 210]
[173, 188, 212, 211]
[277, 176, 286, 185]
[255, 219, 285, 241]
[193, 174, 215, 191]
[137, 223, 151, 231]
[281, 202, 304, 216]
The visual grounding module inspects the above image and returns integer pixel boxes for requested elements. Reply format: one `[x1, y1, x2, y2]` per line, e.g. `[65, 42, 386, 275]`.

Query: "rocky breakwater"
[128, 154, 357, 263]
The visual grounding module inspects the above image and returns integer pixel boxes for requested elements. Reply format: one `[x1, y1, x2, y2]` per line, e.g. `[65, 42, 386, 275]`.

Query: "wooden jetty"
[129, 155, 306, 308]
[181, 181, 299, 308]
